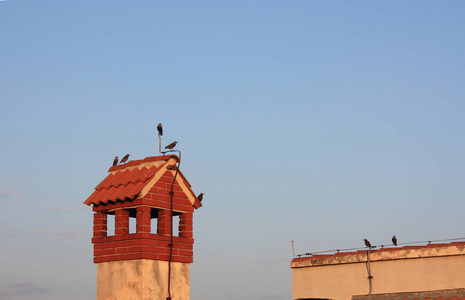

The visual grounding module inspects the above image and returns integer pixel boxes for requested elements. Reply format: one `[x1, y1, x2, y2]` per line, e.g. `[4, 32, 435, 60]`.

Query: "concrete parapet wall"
[291, 243, 465, 300]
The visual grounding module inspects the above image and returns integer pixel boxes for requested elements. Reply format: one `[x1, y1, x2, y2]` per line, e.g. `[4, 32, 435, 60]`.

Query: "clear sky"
[1, 1, 465, 299]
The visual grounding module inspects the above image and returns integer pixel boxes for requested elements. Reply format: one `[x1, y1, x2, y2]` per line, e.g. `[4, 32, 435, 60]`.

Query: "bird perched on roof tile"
[165, 141, 178, 150]
[364, 239, 372, 248]
[166, 164, 177, 170]
[113, 156, 119, 166]
[157, 123, 163, 136]
[197, 193, 204, 202]
[120, 154, 130, 164]
[392, 235, 397, 246]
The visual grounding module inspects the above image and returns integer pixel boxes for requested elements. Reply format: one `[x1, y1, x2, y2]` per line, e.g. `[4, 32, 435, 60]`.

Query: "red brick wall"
[91, 170, 196, 264]
[92, 233, 194, 263]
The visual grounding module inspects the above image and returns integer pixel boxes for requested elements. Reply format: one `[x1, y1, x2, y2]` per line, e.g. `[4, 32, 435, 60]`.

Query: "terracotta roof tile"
[108, 155, 177, 172]
[84, 155, 202, 210]
[334, 251, 357, 257]
[86, 166, 159, 205]
[450, 242, 465, 246]
[309, 254, 333, 259]
[84, 156, 172, 206]
[425, 243, 449, 248]
[401, 246, 426, 250]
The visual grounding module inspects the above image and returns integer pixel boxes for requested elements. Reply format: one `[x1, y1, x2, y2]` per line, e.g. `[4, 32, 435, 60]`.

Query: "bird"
[197, 193, 204, 202]
[166, 164, 177, 170]
[165, 141, 178, 150]
[113, 156, 119, 166]
[120, 154, 130, 164]
[392, 235, 397, 246]
[364, 239, 372, 248]
[157, 123, 163, 136]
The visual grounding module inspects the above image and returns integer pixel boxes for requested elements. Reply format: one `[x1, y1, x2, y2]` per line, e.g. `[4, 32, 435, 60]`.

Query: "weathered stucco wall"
[291, 243, 465, 300]
[97, 259, 190, 300]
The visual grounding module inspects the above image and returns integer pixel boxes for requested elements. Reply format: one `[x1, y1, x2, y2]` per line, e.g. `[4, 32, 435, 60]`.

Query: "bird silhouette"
[165, 141, 178, 150]
[392, 235, 397, 246]
[364, 239, 372, 248]
[120, 154, 130, 164]
[197, 193, 204, 202]
[157, 123, 163, 136]
[113, 156, 119, 166]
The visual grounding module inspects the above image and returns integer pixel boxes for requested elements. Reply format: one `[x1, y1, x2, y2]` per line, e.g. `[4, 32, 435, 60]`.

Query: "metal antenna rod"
[161, 147, 180, 158]
[166, 152, 181, 300]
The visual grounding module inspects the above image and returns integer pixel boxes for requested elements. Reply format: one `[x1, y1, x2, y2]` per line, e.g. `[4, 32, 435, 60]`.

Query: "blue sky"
[1, 1, 465, 299]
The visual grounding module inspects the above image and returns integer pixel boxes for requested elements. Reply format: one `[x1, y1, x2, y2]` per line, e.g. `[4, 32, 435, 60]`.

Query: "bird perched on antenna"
[165, 141, 178, 150]
[120, 154, 130, 164]
[392, 235, 397, 246]
[197, 193, 204, 202]
[157, 123, 163, 136]
[113, 156, 119, 166]
[364, 239, 372, 248]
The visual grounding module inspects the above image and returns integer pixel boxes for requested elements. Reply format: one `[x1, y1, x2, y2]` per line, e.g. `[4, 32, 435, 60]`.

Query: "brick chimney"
[84, 155, 202, 300]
